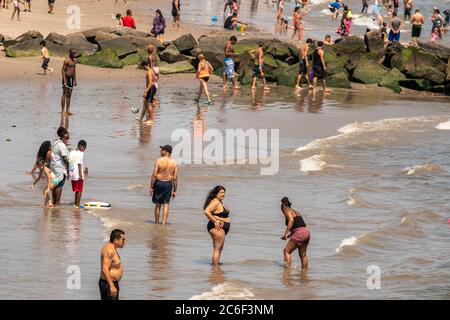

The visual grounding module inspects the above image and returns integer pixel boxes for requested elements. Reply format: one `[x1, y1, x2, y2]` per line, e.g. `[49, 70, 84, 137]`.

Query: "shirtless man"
[410, 9, 424, 45]
[61, 49, 77, 116]
[137, 60, 157, 124]
[404, 0, 413, 21]
[223, 36, 240, 90]
[251, 42, 270, 91]
[295, 38, 313, 90]
[99, 229, 125, 300]
[150, 145, 178, 226]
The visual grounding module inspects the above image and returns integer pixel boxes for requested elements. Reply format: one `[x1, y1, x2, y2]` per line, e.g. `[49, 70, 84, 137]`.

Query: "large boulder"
[391, 46, 447, 74]
[95, 31, 118, 43]
[77, 49, 124, 68]
[425, 85, 445, 93]
[378, 68, 406, 93]
[80, 26, 149, 43]
[274, 63, 299, 87]
[327, 72, 352, 88]
[197, 35, 229, 53]
[121, 53, 141, 66]
[6, 38, 43, 57]
[173, 33, 197, 53]
[406, 66, 446, 85]
[399, 79, 431, 91]
[160, 44, 190, 63]
[332, 36, 366, 56]
[159, 60, 195, 74]
[15, 30, 43, 42]
[417, 41, 450, 62]
[265, 41, 296, 61]
[364, 30, 385, 53]
[352, 58, 389, 84]
[98, 37, 137, 58]
[446, 60, 450, 82]
[45, 33, 98, 57]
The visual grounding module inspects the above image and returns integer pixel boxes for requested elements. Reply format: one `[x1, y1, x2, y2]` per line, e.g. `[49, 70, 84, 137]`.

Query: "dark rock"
[173, 33, 198, 53]
[15, 30, 43, 42]
[425, 85, 445, 93]
[45, 33, 98, 57]
[159, 61, 195, 74]
[445, 84, 450, 96]
[399, 79, 431, 91]
[327, 72, 352, 88]
[98, 37, 138, 58]
[160, 44, 190, 63]
[406, 66, 446, 85]
[0, 34, 4, 43]
[352, 58, 389, 84]
[274, 64, 299, 87]
[378, 68, 406, 93]
[332, 35, 366, 56]
[391, 46, 447, 74]
[417, 41, 450, 61]
[95, 31, 118, 43]
[6, 38, 43, 57]
[77, 49, 124, 68]
[364, 30, 385, 53]
[265, 41, 296, 61]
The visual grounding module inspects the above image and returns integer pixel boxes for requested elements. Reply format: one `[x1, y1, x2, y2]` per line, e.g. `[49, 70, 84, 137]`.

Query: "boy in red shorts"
[69, 140, 88, 208]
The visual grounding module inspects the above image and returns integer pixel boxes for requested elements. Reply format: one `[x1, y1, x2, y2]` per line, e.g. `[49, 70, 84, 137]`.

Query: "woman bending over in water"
[204, 186, 231, 266]
[280, 197, 310, 269]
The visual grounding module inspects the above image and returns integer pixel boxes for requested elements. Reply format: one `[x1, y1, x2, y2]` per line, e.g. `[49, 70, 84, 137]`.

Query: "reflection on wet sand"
[148, 227, 172, 293]
[209, 266, 226, 286]
[295, 90, 326, 113]
[250, 89, 269, 110]
[60, 113, 69, 130]
[282, 265, 310, 288]
[138, 122, 153, 144]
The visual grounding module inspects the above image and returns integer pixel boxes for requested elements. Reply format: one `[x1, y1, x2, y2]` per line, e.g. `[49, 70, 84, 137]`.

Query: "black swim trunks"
[42, 58, 50, 70]
[62, 75, 74, 90]
[411, 24, 422, 38]
[207, 220, 230, 235]
[145, 85, 157, 103]
[313, 65, 326, 80]
[299, 59, 307, 74]
[99, 278, 119, 301]
[152, 180, 173, 204]
[200, 77, 209, 83]
[253, 64, 263, 78]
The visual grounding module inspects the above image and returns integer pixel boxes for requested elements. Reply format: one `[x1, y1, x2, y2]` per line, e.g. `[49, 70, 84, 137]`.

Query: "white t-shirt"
[69, 150, 84, 181]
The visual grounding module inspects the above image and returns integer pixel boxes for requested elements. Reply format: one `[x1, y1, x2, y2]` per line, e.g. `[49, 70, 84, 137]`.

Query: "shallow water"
[156, 0, 450, 46]
[1, 73, 450, 299]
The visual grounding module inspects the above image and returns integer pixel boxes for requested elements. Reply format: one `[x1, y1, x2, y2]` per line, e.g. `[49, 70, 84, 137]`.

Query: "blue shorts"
[223, 58, 235, 79]
[388, 31, 400, 42]
[152, 180, 173, 204]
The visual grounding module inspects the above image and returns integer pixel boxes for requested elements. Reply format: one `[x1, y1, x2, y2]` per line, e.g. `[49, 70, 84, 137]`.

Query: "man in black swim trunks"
[138, 60, 157, 124]
[61, 48, 77, 115]
[312, 41, 329, 93]
[295, 38, 313, 90]
[150, 145, 178, 226]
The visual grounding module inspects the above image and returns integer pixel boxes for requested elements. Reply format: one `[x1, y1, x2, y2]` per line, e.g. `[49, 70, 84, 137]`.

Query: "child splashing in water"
[30, 159, 61, 207]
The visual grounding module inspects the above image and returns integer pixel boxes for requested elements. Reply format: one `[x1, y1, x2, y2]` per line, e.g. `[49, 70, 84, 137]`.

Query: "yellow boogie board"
[83, 201, 112, 209]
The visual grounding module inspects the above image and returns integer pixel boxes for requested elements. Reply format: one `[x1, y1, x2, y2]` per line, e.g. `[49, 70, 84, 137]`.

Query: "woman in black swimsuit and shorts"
[204, 186, 231, 266]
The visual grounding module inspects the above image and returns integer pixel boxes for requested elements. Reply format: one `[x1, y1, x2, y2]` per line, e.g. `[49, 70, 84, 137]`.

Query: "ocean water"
[1, 74, 449, 299]
[151, 0, 450, 45]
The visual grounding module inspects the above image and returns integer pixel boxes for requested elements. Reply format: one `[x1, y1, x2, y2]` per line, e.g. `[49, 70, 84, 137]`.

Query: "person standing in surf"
[223, 36, 240, 90]
[50, 127, 70, 206]
[251, 42, 270, 91]
[99, 229, 125, 300]
[295, 38, 313, 90]
[312, 41, 329, 93]
[69, 140, 88, 208]
[138, 60, 157, 124]
[204, 186, 231, 267]
[171, 0, 181, 31]
[147, 45, 160, 105]
[280, 197, 310, 269]
[150, 145, 178, 226]
[195, 53, 214, 105]
[61, 49, 77, 116]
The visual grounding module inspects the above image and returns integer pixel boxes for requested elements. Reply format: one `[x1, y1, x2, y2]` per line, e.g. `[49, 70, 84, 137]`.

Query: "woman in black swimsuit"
[204, 186, 231, 266]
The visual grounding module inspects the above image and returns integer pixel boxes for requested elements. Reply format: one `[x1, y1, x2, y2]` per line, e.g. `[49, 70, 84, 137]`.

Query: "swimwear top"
[286, 210, 307, 230]
[312, 48, 323, 68]
[213, 206, 230, 219]
[197, 62, 212, 78]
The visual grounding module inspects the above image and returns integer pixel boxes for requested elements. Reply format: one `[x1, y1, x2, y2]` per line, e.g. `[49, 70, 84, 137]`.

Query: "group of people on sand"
[274, 0, 309, 41]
